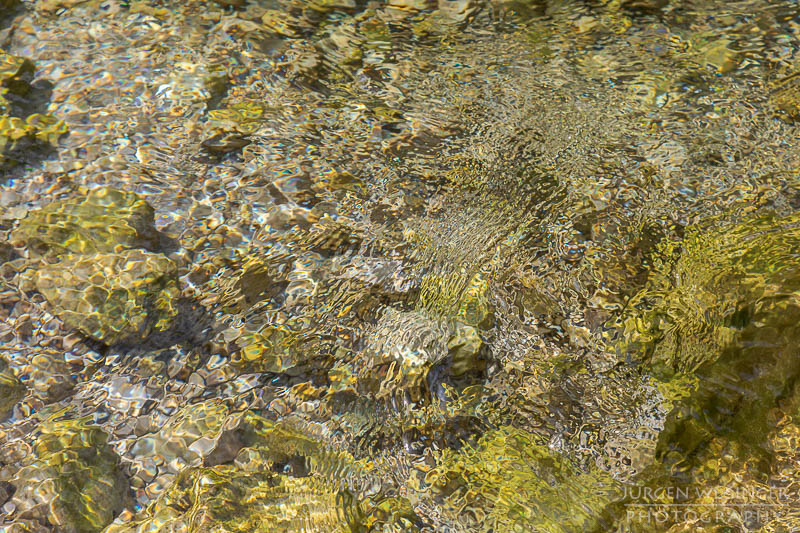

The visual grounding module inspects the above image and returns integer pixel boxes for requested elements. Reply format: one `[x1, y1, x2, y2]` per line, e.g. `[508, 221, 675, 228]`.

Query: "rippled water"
[0, 0, 799, 531]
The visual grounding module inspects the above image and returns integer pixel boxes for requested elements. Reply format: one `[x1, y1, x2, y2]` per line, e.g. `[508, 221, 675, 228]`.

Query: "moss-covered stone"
[27, 250, 179, 345]
[11, 188, 163, 257]
[8, 415, 130, 532]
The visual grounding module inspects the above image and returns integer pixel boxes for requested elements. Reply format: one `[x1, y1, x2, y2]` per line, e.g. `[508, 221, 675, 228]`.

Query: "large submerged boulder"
[610, 211, 800, 374]
[12, 188, 180, 344]
[11, 188, 163, 257]
[29, 250, 179, 345]
[6, 416, 130, 532]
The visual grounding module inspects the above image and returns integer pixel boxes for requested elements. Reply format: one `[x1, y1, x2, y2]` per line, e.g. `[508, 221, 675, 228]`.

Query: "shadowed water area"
[0, 0, 799, 531]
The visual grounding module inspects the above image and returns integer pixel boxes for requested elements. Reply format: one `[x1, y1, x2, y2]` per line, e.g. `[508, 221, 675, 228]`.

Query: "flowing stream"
[1, 1, 800, 531]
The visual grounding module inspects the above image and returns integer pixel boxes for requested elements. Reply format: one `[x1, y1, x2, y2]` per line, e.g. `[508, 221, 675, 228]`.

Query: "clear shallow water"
[0, 0, 799, 531]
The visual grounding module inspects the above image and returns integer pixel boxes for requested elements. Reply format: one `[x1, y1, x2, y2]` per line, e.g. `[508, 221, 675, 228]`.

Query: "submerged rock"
[7, 416, 130, 532]
[0, 51, 35, 109]
[164, 62, 229, 112]
[0, 52, 68, 169]
[0, 357, 24, 420]
[28, 250, 180, 345]
[106, 465, 409, 533]
[607, 212, 800, 527]
[35, 0, 93, 14]
[330, 308, 483, 403]
[235, 326, 322, 374]
[610, 211, 800, 373]
[107, 467, 350, 532]
[261, 10, 305, 38]
[11, 188, 182, 345]
[26, 348, 76, 404]
[771, 70, 800, 123]
[113, 411, 420, 532]
[426, 425, 621, 530]
[11, 188, 163, 257]
[201, 102, 267, 153]
[0, 241, 15, 264]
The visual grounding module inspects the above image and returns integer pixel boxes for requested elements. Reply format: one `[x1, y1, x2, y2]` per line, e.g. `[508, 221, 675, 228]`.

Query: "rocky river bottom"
[1, 0, 800, 531]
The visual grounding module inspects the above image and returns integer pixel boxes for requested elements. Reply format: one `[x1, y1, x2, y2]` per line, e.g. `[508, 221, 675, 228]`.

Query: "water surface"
[1, 0, 799, 531]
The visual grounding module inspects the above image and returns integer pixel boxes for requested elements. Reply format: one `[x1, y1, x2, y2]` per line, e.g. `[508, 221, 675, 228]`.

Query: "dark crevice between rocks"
[0, 141, 60, 181]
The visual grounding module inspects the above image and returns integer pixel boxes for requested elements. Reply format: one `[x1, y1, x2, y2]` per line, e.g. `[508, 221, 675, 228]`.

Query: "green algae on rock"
[201, 101, 268, 153]
[0, 114, 69, 156]
[609, 211, 800, 374]
[105, 466, 393, 533]
[425, 425, 621, 531]
[7, 415, 130, 533]
[27, 250, 180, 345]
[621, 389, 800, 531]
[11, 188, 163, 257]
[235, 327, 322, 374]
[600, 211, 800, 529]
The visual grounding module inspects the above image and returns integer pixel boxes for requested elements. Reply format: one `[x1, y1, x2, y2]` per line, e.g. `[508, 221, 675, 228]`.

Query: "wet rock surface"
[10, 187, 165, 257]
[10, 187, 180, 345]
[4, 415, 131, 532]
[0, 0, 798, 531]
[28, 250, 180, 345]
[0, 357, 24, 420]
[0, 50, 67, 171]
